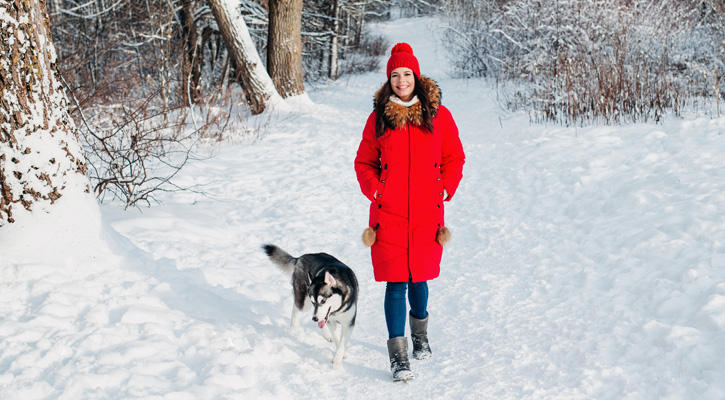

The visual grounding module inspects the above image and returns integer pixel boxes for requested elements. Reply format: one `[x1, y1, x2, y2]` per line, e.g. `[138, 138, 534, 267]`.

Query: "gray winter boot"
[409, 312, 432, 360]
[387, 337, 414, 382]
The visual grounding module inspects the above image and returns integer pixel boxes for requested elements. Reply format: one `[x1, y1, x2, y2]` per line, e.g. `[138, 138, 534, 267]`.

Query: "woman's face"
[390, 67, 415, 102]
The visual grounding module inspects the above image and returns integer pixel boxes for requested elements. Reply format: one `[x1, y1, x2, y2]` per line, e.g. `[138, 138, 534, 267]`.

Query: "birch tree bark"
[328, 0, 341, 80]
[207, 0, 282, 114]
[268, 0, 306, 96]
[0, 0, 91, 226]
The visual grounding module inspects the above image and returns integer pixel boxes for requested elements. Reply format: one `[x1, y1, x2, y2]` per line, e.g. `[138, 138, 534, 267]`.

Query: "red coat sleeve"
[438, 106, 465, 201]
[355, 112, 381, 202]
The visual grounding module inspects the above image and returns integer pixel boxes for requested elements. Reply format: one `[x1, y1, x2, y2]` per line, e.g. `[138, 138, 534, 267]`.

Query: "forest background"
[33, 0, 724, 213]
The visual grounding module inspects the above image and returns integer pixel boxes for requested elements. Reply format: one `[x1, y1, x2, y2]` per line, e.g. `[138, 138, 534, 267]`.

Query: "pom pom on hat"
[386, 42, 420, 78]
[391, 43, 414, 55]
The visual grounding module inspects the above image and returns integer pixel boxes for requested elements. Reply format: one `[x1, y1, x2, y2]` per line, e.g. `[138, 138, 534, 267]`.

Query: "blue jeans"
[384, 277, 429, 339]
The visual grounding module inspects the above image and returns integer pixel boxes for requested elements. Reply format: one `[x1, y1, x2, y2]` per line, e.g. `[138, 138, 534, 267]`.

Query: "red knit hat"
[386, 43, 420, 78]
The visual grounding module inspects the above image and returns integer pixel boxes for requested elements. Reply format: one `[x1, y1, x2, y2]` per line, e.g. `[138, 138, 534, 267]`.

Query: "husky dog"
[263, 244, 358, 366]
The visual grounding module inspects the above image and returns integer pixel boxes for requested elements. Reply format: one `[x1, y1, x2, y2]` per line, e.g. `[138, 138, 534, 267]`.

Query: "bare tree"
[704, 0, 725, 116]
[268, 0, 306, 97]
[328, 0, 342, 80]
[181, 0, 203, 105]
[208, 0, 282, 114]
[0, 0, 91, 225]
[300, 0, 391, 81]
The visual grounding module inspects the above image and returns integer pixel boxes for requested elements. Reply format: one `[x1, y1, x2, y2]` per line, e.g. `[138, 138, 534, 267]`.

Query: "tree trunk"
[355, 5, 365, 47]
[207, 0, 282, 114]
[267, 0, 305, 97]
[328, 0, 341, 80]
[180, 0, 202, 105]
[0, 0, 90, 226]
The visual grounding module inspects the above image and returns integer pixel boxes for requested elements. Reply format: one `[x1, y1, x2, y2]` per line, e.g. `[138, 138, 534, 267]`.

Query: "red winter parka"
[355, 77, 465, 283]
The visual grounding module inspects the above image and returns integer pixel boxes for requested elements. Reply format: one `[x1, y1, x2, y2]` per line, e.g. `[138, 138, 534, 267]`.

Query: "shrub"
[442, 0, 725, 125]
[340, 33, 390, 76]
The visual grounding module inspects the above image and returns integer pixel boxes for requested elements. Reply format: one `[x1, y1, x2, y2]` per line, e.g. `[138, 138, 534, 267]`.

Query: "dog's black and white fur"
[263, 244, 358, 366]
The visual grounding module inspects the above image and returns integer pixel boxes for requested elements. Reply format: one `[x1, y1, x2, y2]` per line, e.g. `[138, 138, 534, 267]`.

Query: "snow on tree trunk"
[208, 0, 283, 114]
[267, 0, 305, 97]
[0, 0, 91, 226]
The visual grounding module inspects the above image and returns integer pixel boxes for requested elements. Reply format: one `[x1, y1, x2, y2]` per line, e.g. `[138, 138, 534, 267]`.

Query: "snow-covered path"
[2, 17, 725, 399]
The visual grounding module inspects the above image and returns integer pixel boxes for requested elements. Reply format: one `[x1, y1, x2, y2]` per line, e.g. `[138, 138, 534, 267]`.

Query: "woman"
[354, 42, 465, 382]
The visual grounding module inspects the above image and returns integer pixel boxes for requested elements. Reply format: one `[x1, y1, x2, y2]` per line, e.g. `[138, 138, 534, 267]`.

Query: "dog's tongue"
[318, 319, 326, 329]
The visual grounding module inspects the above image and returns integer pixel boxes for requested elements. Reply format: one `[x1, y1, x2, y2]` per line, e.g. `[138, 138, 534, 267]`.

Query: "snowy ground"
[2, 17, 725, 400]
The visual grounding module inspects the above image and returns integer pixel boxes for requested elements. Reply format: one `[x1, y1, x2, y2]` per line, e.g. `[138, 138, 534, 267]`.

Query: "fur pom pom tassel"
[436, 226, 451, 246]
[362, 225, 377, 247]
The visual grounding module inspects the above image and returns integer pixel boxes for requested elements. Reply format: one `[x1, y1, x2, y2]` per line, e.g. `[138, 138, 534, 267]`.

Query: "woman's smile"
[390, 67, 415, 101]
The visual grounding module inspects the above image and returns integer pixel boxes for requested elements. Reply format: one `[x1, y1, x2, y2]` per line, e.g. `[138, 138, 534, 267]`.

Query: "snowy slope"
[2, 16, 725, 400]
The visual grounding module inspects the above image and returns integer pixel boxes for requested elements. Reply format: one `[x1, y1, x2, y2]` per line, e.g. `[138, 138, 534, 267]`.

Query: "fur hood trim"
[374, 75, 441, 129]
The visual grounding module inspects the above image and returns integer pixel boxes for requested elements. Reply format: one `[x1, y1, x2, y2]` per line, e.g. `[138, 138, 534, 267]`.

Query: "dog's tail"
[262, 244, 297, 275]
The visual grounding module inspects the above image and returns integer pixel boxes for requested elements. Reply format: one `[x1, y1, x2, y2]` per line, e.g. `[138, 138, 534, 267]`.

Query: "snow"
[2, 16, 725, 399]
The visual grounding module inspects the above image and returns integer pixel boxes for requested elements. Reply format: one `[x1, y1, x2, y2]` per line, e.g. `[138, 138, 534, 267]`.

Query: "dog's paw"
[331, 358, 343, 368]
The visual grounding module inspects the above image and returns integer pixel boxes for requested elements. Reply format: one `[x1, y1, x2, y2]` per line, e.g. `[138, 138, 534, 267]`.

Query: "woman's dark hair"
[375, 74, 435, 138]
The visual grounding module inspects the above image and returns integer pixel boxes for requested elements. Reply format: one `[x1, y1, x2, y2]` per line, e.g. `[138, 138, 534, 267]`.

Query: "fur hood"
[374, 75, 442, 129]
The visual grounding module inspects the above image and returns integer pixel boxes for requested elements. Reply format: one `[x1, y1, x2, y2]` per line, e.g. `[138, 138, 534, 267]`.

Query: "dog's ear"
[324, 271, 337, 287]
[307, 271, 314, 285]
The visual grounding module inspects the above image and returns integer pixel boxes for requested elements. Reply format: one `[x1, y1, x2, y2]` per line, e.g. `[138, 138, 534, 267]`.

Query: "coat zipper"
[407, 124, 412, 277]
